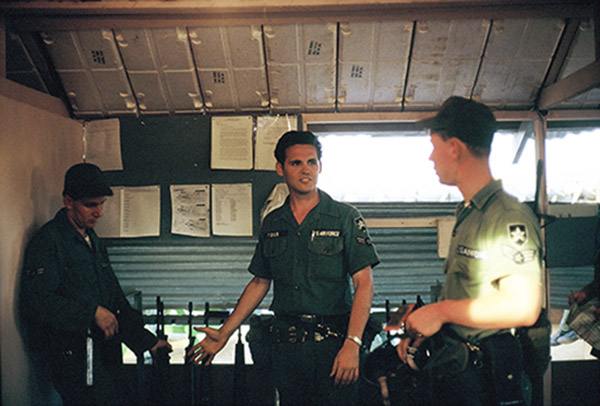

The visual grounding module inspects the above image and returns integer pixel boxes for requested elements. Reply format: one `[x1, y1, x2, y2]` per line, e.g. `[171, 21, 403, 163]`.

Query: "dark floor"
[551, 360, 600, 406]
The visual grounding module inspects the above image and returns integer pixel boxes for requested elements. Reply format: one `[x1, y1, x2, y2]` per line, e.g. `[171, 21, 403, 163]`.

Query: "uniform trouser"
[272, 337, 360, 406]
[429, 333, 528, 406]
[48, 344, 131, 406]
[386, 333, 528, 406]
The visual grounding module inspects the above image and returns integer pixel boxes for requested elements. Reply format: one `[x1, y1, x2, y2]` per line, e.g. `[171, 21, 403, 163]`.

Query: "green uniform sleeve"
[21, 229, 98, 335]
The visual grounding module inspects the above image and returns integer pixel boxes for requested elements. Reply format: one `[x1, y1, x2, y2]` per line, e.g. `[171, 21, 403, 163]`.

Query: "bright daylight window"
[546, 126, 600, 203]
[314, 124, 600, 204]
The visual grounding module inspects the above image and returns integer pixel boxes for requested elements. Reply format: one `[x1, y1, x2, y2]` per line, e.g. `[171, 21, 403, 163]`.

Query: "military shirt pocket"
[261, 236, 288, 281]
[308, 236, 345, 281]
[262, 237, 287, 258]
[309, 236, 343, 256]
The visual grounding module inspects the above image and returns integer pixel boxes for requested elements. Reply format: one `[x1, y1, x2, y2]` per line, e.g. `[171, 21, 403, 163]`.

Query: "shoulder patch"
[508, 224, 527, 247]
[354, 216, 367, 232]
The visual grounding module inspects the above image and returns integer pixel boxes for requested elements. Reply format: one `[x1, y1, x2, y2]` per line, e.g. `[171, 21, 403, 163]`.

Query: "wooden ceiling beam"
[537, 60, 600, 110]
[1, 0, 596, 31]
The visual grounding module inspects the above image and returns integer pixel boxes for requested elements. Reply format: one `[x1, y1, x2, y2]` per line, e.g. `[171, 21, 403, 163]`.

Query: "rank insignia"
[28, 267, 45, 276]
[502, 245, 536, 264]
[356, 237, 372, 246]
[508, 224, 527, 246]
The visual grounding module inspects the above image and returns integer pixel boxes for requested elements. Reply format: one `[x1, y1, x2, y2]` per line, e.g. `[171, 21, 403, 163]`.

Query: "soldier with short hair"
[188, 131, 380, 405]
[20, 163, 171, 406]
[396, 97, 543, 405]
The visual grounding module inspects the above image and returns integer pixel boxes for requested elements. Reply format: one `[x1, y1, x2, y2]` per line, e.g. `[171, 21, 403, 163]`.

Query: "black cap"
[63, 163, 114, 200]
[419, 96, 497, 149]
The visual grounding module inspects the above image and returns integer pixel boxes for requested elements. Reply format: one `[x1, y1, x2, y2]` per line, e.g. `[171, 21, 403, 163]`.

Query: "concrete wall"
[0, 78, 82, 405]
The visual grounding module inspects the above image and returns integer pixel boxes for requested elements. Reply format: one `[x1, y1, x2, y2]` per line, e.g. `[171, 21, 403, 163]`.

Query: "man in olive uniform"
[396, 97, 543, 405]
[20, 163, 171, 406]
[189, 131, 379, 405]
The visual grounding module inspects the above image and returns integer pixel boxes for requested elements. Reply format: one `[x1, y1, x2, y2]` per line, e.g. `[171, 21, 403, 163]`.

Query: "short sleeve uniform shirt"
[249, 190, 380, 316]
[441, 180, 543, 341]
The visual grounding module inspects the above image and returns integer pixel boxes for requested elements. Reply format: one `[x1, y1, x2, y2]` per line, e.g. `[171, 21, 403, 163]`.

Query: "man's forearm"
[346, 267, 374, 340]
[219, 276, 270, 339]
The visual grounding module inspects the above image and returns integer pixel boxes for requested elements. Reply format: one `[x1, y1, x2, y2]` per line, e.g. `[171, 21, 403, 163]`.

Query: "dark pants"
[272, 338, 360, 406]
[431, 333, 528, 406]
[387, 333, 528, 406]
[269, 315, 359, 406]
[48, 342, 131, 406]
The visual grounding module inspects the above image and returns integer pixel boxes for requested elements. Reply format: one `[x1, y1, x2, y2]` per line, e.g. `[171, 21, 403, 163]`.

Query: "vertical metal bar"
[534, 112, 552, 406]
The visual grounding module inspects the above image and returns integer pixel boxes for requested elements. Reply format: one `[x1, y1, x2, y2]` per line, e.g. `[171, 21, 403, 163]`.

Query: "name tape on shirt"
[311, 230, 341, 240]
[265, 230, 288, 239]
[456, 245, 488, 260]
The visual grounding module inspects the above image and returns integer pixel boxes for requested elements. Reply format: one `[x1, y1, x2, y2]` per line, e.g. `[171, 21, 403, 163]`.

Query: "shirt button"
[294, 285, 300, 291]
[296, 231, 301, 236]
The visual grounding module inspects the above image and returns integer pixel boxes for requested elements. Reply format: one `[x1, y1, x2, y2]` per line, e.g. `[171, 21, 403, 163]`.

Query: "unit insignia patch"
[508, 224, 527, 246]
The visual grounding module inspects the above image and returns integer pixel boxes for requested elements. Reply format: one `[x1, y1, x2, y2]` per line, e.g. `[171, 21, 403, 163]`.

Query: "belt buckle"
[300, 314, 316, 323]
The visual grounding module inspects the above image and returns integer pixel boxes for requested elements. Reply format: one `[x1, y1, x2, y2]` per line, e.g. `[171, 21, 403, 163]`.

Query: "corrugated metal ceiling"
[2, 0, 599, 118]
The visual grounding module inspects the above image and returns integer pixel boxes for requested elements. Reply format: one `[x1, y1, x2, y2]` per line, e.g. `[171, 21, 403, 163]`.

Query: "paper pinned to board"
[211, 183, 253, 236]
[567, 297, 600, 350]
[83, 118, 123, 171]
[94, 185, 160, 238]
[254, 115, 297, 171]
[170, 184, 210, 237]
[211, 116, 253, 170]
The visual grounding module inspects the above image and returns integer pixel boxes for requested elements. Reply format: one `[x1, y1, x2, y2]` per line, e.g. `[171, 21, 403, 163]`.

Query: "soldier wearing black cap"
[20, 163, 171, 406]
[394, 97, 543, 405]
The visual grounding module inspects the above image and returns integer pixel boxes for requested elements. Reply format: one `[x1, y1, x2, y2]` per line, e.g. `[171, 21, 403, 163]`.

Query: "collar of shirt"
[274, 189, 341, 226]
[454, 179, 503, 228]
[55, 207, 99, 247]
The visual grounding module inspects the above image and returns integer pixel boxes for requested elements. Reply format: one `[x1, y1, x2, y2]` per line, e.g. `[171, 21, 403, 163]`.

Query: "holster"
[421, 331, 483, 380]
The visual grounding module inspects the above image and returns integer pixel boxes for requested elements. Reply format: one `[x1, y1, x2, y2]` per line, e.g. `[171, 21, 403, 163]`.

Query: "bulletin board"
[102, 115, 286, 240]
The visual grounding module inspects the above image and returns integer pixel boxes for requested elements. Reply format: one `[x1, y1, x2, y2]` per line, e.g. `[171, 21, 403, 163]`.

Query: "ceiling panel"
[371, 21, 413, 110]
[114, 27, 203, 114]
[41, 29, 137, 116]
[3, 1, 598, 117]
[264, 24, 304, 112]
[477, 18, 564, 108]
[337, 21, 413, 112]
[189, 25, 268, 113]
[405, 19, 489, 110]
[301, 23, 337, 111]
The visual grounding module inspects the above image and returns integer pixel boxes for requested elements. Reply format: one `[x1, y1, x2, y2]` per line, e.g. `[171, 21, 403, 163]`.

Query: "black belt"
[271, 313, 349, 343]
[274, 313, 349, 325]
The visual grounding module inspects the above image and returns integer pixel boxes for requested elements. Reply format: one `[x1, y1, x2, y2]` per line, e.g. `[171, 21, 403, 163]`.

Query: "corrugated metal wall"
[549, 266, 595, 309]
[107, 202, 454, 311]
[107, 202, 594, 313]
